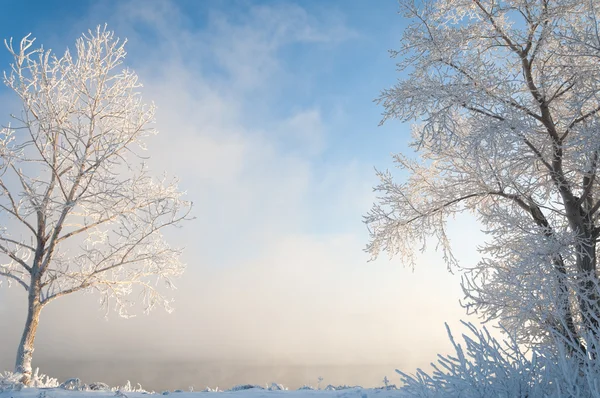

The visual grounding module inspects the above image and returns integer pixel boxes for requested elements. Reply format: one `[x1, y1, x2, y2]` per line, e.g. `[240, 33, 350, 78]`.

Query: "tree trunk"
[578, 239, 598, 318]
[14, 286, 42, 386]
[573, 234, 600, 361]
[554, 257, 584, 355]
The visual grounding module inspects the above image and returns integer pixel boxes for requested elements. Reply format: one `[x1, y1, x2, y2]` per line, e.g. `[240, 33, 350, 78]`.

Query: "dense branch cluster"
[367, 0, 600, 355]
[0, 28, 191, 319]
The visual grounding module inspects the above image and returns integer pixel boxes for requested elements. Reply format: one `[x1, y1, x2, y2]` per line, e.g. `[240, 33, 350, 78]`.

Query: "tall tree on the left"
[0, 27, 192, 385]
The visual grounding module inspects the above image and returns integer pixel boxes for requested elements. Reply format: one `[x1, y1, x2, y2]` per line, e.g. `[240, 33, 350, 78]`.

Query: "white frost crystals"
[0, 26, 192, 385]
[367, 0, 600, 396]
[368, 0, 600, 346]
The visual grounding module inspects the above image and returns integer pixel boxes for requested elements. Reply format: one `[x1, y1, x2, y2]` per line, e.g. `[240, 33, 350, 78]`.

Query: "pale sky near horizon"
[0, 0, 486, 390]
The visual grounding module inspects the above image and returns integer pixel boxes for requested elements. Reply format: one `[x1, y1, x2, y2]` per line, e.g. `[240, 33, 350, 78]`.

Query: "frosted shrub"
[88, 382, 111, 391]
[114, 380, 147, 393]
[396, 322, 600, 398]
[325, 385, 362, 391]
[0, 371, 24, 392]
[267, 383, 286, 391]
[30, 369, 59, 388]
[59, 378, 82, 390]
[228, 384, 264, 391]
[397, 322, 543, 398]
[0, 369, 58, 391]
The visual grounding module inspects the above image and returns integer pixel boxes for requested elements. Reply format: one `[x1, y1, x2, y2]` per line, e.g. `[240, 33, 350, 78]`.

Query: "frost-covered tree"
[0, 28, 191, 384]
[366, 0, 600, 357]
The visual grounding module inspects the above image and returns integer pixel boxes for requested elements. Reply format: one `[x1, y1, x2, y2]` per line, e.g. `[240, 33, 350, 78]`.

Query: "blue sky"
[0, 0, 484, 389]
[0, 0, 409, 164]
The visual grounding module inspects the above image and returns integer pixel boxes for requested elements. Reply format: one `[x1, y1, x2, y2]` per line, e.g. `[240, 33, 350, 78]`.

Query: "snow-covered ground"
[1, 388, 407, 398]
[0, 373, 407, 398]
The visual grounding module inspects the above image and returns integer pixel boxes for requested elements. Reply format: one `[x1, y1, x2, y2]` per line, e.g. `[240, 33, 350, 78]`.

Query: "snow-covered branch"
[370, 0, 600, 348]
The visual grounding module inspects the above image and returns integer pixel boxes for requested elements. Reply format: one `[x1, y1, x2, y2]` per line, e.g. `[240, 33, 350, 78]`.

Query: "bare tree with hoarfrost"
[366, 0, 600, 358]
[0, 28, 191, 384]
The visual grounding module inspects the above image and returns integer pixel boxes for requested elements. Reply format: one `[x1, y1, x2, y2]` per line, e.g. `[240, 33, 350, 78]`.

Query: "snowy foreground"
[0, 372, 406, 398]
[0, 388, 407, 398]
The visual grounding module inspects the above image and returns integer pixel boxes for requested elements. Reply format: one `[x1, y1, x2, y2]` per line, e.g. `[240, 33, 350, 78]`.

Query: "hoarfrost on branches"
[366, 0, 600, 358]
[0, 26, 191, 384]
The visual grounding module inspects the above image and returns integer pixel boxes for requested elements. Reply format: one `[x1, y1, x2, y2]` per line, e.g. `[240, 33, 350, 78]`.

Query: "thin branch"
[0, 243, 32, 272]
[0, 270, 29, 290]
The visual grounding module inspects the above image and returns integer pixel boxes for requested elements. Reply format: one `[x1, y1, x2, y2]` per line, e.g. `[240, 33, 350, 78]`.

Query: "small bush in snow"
[59, 378, 82, 390]
[325, 384, 362, 391]
[228, 384, 264, 391]
[31, 369, 59, 388]
[376, 385, 397, 390]
[0, 372, 24, 392]
[396, 322, 543, 398]
[88, 382, 111, 391]
[267, 383, 286, 391]
[395, 321, 600, 398]
[297, 385, 315, 390]
[0, 369, 58, 391]
[114, 380, 147, 393]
